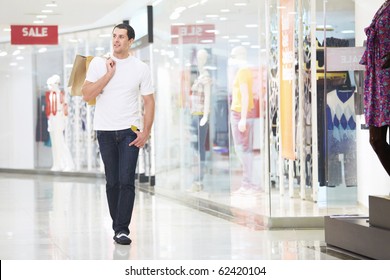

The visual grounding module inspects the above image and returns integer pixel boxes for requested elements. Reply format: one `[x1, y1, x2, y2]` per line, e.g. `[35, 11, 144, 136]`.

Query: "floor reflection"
[0, 172, 360, 260]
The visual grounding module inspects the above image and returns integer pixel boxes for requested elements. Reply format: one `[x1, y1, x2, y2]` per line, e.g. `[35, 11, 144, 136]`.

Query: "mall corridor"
[0, 171, 362, 260]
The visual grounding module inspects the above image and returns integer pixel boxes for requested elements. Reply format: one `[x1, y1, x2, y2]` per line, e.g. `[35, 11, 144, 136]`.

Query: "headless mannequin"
[46, 75, 75, 171]
[229, 46, 259, 194]
[190, 49, 211, 191]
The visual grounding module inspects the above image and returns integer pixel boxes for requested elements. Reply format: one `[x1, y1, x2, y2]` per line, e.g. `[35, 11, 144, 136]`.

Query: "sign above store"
[326, 47, 366, 71]
[171, 24, 215, 44]
[11, 25, 58, 45]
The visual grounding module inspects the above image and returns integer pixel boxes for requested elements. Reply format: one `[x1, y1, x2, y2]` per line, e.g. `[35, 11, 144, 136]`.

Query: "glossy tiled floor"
[0, 172, 362, 260]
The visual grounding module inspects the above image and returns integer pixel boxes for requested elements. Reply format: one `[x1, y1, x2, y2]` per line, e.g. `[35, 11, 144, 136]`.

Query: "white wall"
[355, 0, 390, 207]
[0, 53, 34, 169]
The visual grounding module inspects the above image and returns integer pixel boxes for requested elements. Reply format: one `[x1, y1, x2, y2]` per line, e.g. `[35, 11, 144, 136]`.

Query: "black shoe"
[114, 232, 132, 245]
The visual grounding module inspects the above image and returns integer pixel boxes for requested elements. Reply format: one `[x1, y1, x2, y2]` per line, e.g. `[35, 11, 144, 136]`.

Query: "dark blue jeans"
[97, 128, 139, 236]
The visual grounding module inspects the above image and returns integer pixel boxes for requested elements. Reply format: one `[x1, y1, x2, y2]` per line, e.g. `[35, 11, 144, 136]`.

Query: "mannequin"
[229, 46, 259, 195]
[190, 49, 211, 191]
[360, 0, 390, 176]
[45, 74, 75, 171]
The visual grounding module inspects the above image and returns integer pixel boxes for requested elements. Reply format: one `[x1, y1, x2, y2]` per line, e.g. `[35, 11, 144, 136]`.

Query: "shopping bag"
[85, 56, 96, 106]
[68, 54, 86, 96]
[68, 54, 96, 105]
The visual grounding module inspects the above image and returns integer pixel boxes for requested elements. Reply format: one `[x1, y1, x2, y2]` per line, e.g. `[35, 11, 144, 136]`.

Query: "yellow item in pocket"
[131, 125, 138, 132]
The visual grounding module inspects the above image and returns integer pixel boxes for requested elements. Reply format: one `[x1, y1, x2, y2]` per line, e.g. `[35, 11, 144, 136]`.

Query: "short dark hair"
[113, 23, 135, 40]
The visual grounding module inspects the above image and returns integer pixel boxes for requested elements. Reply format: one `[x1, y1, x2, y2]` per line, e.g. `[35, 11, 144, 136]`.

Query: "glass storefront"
[1, 0, 388, 227]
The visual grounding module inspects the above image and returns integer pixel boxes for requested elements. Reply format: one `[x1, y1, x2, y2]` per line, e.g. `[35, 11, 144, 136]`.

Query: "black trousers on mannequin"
[369, 125, 390, 176]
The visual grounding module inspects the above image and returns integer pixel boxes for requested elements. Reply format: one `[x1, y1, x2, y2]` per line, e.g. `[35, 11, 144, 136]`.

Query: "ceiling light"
[234, 2, 247, 6]
[341, 30, 355, 34]
[16, 56, 24, 60]
[220, 17, 227, 21]
[10, 62, 17, 66]
[175, 7, 186, 13]
[205, 29, 219, 34]
[36, 15, 48, 19]
[38, 48, 47, 53]
[220, 9, 230, 13]
[0, 51, 8, 57]
[41, 9, 53, 13]
[12, 50, 21, 56]
[200, 39, 213, 43]
[196, 20, 205, 24]
[188, 3, 199, 8]
[206, 15, 219, 18]
[245, 24, 258, 28]
[33, 20, 44, 24]
[46, 2, 58, 7]
[3, 28, 11, 32]
[170, 12, 180, 20]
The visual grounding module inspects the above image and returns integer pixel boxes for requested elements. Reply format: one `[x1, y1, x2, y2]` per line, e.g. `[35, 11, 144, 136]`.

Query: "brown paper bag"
[68, 54, 86, 96]
[68, 54, 96, 105]
[85, 56, 96, 106]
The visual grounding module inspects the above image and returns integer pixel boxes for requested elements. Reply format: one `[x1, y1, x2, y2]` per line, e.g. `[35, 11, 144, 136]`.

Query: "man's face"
[112, 28, 133, 54]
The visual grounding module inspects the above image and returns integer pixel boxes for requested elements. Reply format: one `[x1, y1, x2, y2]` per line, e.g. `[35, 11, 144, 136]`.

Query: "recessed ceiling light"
[46, 2, 58, 8]
[341, 30, 355, 34]
[188, 3, 199, 8]
[36, 15, 48, 19]
[41, 9, 53, 13]
[33, 20, 44, 24]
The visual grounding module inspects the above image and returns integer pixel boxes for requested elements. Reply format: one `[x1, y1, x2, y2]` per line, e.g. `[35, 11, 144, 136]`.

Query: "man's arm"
[129, 94, 155, 148]
[81, 58, 116, 102]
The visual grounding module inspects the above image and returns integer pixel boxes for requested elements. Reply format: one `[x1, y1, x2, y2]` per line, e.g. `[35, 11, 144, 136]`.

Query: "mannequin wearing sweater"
[46, 75, 75, 171]
[229, 46, 259, 195]
[190, 49, 211, 191]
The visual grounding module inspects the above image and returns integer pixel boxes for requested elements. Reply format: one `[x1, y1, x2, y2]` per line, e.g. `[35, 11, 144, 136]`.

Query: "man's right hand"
[106, 58, 116, 77]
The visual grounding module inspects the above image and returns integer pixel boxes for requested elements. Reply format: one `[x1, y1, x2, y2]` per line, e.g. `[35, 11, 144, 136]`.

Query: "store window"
[152, 0, 268, 220]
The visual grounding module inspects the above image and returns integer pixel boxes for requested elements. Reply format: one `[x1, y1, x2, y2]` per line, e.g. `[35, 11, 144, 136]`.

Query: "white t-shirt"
[85, 55, 154, 131]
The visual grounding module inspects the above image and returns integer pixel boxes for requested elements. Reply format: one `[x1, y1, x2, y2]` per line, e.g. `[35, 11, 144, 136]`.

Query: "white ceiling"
[0, 0, 151, 41]
[0, 0, 363, 47]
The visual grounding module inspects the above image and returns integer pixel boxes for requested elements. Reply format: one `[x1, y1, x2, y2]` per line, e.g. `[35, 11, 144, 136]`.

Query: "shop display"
[45, 74, 75, 171]
[189, 49, 211, 191]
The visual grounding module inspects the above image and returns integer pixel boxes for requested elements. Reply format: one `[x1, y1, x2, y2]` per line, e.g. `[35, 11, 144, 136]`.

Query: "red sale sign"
[171, 24, 215, 44]
[11, 25, 58, 45]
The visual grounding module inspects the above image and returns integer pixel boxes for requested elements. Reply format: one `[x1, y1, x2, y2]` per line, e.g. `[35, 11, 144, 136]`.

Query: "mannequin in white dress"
[46, 74, 75, 171]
